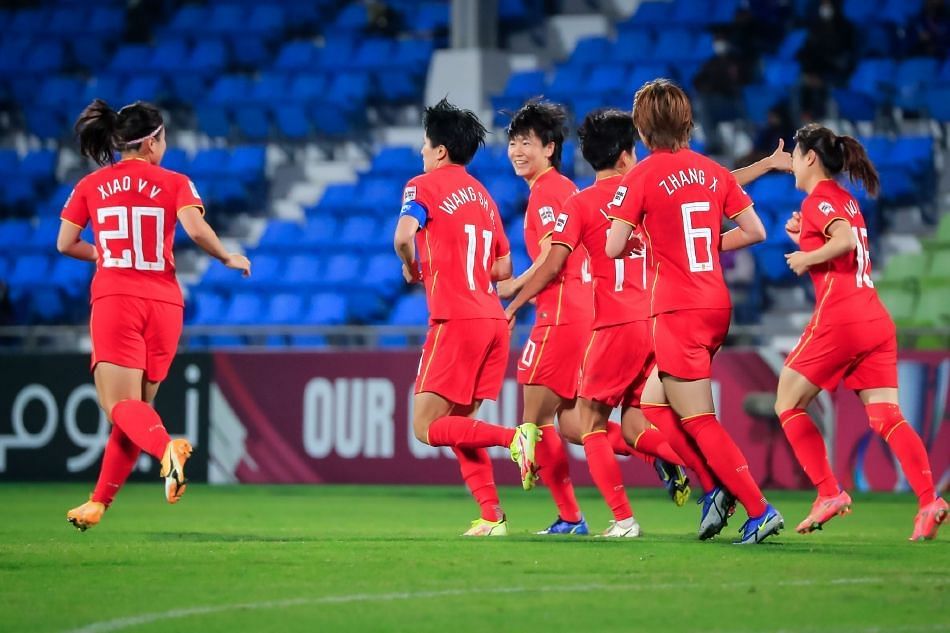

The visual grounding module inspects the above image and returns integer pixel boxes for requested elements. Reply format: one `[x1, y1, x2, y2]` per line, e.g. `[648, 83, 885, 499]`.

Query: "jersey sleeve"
[176, 175, 205, 215]
[60, 181, 89, 228]
[400, 177, 433, 228]
[802, 195, 852, 237]
[607, 169, 645, 227]
[525, 191, 559, 245]
[550, 195, 582, 251]
[721, 169, 753, 219]
[494, 216, 511, 259]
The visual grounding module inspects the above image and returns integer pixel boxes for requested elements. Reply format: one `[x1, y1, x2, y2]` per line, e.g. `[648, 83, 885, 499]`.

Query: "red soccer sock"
[642, 404, 717, 493]
[779, 408, 839, 497]
[535, 424, 582, 523]
[110, 399, 171, 461]
[91, 425, 141, 507]
[582, 430, 633, 521]
[606, 420, 654, 465]
[682, 413, 767, 517]
[427, 416, 516, 449]
[453, 447, 503, 522]
[632, 427, 685, 466]
[867, 403, 936, 508]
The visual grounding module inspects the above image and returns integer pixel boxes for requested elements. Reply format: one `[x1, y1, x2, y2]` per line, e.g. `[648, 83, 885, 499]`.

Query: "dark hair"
[422, 97, 487, 165]
[74, 99, 164, 166]
[578, 108, 636, 171]
[794, 123, 880, 197]
[506, 100, 568, 170]
[632, 78, 692, 151]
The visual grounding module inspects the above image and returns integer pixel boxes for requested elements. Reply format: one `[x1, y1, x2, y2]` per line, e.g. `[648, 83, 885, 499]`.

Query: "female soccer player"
[58, 99, 250, 531]
[606, 79, 784, 545]
[777, 124, 946, 541]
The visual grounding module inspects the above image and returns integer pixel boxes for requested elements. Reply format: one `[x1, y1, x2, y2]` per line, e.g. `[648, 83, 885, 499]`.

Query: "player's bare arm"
[491, 254, 512, 281]
[505, 244, 570, 323]
[56, 220, 98, 262]
[785, 218, 856, 275]
[179, 206, 251, 276]
[393, 215, 422, 283]
[720, 206, 767, 252]
[605, 219, 636, 259]
[732, 139, 793, 187]
[496, 235, 551, 298]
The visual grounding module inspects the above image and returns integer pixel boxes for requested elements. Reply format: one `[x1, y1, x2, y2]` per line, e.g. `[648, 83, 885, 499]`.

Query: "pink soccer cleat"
[796, 490, 852, 533]
[909, 497, 948, 542]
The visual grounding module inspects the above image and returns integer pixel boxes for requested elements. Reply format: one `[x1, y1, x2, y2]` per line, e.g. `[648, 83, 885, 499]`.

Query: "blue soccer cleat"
[654, 458, 691, 506]
[698, 486, 735, 540]
[734, 504, 784, 545]
[536, 515, 589, 535]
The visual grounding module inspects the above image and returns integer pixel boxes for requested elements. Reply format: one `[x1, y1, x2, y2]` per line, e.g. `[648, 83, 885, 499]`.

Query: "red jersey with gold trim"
[551, 175, 649, 329]
[609, 149, 751, 315]
[523, 168, 591, 326]
[61, 159, 203, 307]
[403, 164, 509, 321]
[798, 179, 889, 326]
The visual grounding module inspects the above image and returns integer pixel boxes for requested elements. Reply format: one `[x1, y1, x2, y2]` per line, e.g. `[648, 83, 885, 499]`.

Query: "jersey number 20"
[97, 206, 166, 271]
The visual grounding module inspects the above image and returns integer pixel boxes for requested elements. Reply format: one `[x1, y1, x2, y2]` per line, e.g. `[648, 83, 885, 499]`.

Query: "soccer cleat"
[66, 498, 106, 532]
[463, 517, 508, 536]
[654, 458, 691, 507]
[734, 504, 784, 545]
[796, 490, 853, 533]
[509, 423, 541, 491]
[597, 518, 641, 538]
[697, 486, 734, 540]
[909, 497, 948, 542]
[160, 438, 193, 504]
[536, 515, 589, 535]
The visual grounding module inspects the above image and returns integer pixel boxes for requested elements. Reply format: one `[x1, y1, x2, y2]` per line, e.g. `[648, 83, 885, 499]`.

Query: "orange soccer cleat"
[909, 497, 948, 542]
[66, 498, 106, 532]
[796, 490, 852, 534]
[160, 439, 193, 504]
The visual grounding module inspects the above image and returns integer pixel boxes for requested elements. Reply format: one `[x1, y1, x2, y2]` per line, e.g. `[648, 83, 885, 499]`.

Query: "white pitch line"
[66, 576, 935, 633]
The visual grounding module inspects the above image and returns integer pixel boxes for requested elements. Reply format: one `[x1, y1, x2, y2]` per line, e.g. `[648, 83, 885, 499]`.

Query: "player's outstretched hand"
[785, 250, 811, 276]
[496, 278, 518, 299]
[224, 253, 251, 277]
[768, 139, 792, 172]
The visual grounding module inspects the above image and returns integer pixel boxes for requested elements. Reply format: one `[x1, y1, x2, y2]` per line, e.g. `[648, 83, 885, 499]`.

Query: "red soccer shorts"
[786, 316, 898, 391]
[90, 295, 183, 382]
[517, 321, 591, 400]
[579, 320, 654, 408]
[652, 308, 731, 381]
[415, 318, 509, 405]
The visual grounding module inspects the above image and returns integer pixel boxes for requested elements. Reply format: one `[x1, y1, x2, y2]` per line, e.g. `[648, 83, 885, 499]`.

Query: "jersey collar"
[528, 166, 555, 189]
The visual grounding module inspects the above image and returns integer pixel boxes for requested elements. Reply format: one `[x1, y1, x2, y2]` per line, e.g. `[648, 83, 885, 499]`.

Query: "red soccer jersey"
[61, 158, 203, 306]
[609, 149, 751, 315]
[798, 179, 889, 326]
[523, 168, 592, 326]
[551, 175, 649, 329]
[404, 164, 509, 321]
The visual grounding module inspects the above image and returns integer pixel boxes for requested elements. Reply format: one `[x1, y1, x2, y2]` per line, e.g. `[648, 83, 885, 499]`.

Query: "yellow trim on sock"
[779, 411, 808, 428]
[680, 412, 715, 422]
[884, 420, 907, 442]
[581, 430, 608, 440]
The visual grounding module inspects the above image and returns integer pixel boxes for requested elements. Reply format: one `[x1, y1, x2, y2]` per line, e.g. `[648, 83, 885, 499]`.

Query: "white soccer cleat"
[597, 518, 641, 538]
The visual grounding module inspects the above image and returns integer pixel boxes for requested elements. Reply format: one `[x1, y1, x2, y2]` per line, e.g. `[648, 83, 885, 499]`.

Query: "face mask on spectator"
[819, 4, 835, 20]
[713, 39, 729, 55]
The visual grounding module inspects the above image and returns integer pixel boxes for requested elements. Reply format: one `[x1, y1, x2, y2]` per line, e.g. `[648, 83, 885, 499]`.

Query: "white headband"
[125, 124, 163, 146]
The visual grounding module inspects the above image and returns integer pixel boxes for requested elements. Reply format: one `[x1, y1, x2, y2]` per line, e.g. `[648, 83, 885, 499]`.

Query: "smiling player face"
[508, 131, 554, 182]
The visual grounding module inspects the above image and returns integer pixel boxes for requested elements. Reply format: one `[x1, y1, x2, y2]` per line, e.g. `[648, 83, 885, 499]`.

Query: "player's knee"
[866, 402, 904, 438]
[412, 419, 431, 444]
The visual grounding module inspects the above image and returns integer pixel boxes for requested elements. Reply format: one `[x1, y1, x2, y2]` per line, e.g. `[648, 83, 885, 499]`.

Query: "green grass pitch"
[1, 484, 946, 633]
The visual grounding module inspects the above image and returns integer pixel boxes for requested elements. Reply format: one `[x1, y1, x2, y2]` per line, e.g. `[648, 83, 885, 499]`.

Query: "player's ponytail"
[75, 99, 165, 167]
[837, 135, 880, 198]
[75, 99, 119, 166]
[794, 123, 880, 198]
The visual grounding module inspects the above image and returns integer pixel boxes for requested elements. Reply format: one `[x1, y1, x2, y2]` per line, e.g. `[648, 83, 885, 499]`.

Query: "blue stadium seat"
[200, 260, 245, 290]
[234, 107, 271, 140]
[762, 59, 800, 87]
[273, 105, 311, 139]
[19, 150, 56, 184]
[23, 42, 65, 74]
[284, 254, 321, 288]
[303, 293, 346, 325]
[352, 38, 396, 70]
[925, 87, 950, 121]
[743, 85, 787, 125]
[626, 1, 675, 26]
[222, 292, 264, 325]
[586, 63, 627, 96]
[28, 218, 61, 250]
[339, 216, 378, 247]
[27, 288, 66, 323]
[165, 5, 207, 37]
[301, 216, 338, 247]
[265, 293, 305, 324]
[333, 4, 368, 31]
[251, 73, 289, 104]
[229, 146, 266, 184]
[196, 106, 231, 138]
[394, 39, 434, 70]
[568, 36, 612, 70]
[121, 76, 164, 104]
[547, 65, 586, 102]
[257, 220, 303, 251]
[9, 254, 50, 287]
[369, 146, 419, 177]
[497, 70, 547, 100]
[414, 2, 450, 32]
[109, 44, 152, 75]
[775, 29, 807, 60]
[87, 7, 124, 36]
[287, 73, 328, 104]
[187, 40, 229, 74]
[190, 148, 231, 180]
[274, 41, 318, 71]
[148, 39, 190, 73]
[0, 220, 32, 252]
[387, 291, 428, 325]
[310, 183, 358, 216]
[362, 253, 404, 299]
[324, 254, 361, 286]
[359, 177, 402, 214]
[894, 58, 939, 110]
[208, 75, 254, 105]
[161, 148, 189, 174]
[207, 5, 244, 36]
[48, 256, 92, 298]
[246, 4, 286, 39]
[2, 180, 35, 209]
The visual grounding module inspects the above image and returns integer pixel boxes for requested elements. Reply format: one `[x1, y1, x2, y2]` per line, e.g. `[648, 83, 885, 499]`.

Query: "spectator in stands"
[797, 0, 856, 120]
[367, 1, 403, 36]
[910, 0, 949, 57]
[737, 105, 795, 168]
[693, 33, 751, 155]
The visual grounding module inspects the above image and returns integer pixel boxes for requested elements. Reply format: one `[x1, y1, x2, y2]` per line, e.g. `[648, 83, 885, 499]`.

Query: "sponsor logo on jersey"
[819, 201, 835, 216]
[609, 186, 627, 207]
[538, 206, 555, 225]
[555, 213, 569, 232]
[403, 186, 416, 203]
